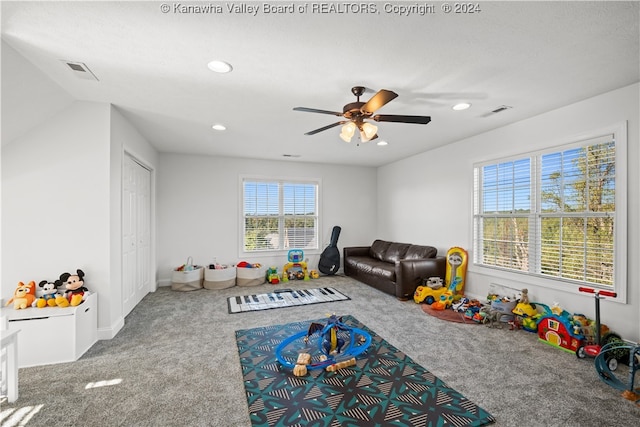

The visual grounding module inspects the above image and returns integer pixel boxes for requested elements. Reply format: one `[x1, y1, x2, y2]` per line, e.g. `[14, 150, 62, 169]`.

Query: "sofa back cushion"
[370, 240, 391, 261]
[405, 244, 437, 260]
[382, 242, 411, 263]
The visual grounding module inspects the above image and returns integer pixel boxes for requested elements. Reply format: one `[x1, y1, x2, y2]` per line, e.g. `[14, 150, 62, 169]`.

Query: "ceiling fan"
[293, 86, 431, 143]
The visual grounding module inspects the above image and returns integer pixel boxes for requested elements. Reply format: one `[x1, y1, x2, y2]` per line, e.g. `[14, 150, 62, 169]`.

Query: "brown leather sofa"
[344, 239, 446, 300]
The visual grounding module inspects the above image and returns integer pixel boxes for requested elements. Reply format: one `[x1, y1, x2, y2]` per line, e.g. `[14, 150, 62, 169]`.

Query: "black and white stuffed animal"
[55, 269, 90, 307]
[32, 280, 62, 308]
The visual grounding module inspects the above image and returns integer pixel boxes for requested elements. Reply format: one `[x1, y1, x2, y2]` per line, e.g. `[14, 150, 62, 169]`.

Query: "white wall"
[378, 83, 640, 342]
[0, 41, 74, 145]
[156, 154, 377, 285]
[1, 101, 112, 316]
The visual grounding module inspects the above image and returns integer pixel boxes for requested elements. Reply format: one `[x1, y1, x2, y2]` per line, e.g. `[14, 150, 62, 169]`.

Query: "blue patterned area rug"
[235, 315, 495, 426]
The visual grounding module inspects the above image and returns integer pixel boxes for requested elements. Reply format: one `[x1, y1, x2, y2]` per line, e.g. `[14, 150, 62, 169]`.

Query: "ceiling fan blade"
[360, 89, 398, 114]
[304, 121, 346, 135]
[294, 107, 343, 116]
[373, 114, 431, 125]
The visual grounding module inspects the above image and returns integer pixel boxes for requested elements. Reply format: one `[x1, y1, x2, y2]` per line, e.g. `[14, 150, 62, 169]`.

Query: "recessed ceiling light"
[452, 103, 471, 111]
[211, 124, 226, 131]
[207, 60, 233, 73]
[377, 140, 388, 146]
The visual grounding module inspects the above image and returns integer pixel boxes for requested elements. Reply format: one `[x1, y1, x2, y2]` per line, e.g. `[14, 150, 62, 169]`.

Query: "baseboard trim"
[98, 316, 124, 340]
[158, 279, 171, 287]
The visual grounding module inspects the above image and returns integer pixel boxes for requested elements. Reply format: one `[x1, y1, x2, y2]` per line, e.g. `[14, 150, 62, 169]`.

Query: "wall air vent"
[491, 105, 513, 114]
[61, 60, 99, 81]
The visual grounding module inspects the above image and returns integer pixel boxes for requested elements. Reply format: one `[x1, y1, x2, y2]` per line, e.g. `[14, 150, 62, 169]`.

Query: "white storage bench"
[5, 293, 98, 368]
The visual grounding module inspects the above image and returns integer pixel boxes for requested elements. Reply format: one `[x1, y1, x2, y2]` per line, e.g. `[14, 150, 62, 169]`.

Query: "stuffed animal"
[6, 281, 37, 309]
[32, 280, 63, 308]
[55, 269, 89, 307]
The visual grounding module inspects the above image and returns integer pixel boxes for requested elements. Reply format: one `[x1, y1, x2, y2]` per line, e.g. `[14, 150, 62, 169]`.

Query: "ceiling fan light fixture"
[207, 60, 233, 73]
[359, 130, 379, 143]
[377, 140, 388, 146]
[340, 122, 357, 142]
[340, 132, 352, 143]
[361, 122, 378, 140]
[294, 86, 432, 142]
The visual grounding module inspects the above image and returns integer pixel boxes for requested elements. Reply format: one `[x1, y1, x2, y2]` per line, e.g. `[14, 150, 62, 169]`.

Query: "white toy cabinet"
[5, 293, 97, 368]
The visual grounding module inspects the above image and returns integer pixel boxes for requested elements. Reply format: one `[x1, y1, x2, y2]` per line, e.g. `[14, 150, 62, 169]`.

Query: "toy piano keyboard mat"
[235, 315, 496, 427]
[227, 287, 350, 314]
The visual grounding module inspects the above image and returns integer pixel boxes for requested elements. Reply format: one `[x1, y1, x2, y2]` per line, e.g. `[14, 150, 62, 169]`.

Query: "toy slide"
[445, 247, 468, 296]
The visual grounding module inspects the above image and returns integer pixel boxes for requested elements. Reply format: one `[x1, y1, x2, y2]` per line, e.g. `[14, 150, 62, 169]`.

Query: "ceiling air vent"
[491, 105, 512, 114]
[61, 60, 99, 81]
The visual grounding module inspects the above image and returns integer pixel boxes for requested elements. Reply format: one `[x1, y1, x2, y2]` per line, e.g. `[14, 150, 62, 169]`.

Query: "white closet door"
[122, 154, 151, 317]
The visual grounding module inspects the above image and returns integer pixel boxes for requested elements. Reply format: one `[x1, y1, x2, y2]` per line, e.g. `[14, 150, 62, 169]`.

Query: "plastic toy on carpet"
[575, 287, 625, 371]
[445, 246, 468, 297]
[275, 314, 371, 376]
[595, 341, 640, 406]
[282, 249, 309, 282]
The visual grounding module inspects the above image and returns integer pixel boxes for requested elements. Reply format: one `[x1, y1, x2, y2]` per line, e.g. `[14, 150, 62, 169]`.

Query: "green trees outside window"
[243, 180, 319, 252]
[474, 139, 616, 287]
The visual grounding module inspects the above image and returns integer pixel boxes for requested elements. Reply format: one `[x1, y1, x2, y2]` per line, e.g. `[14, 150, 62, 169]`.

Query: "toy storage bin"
[491, 299, 517, 322]
[204, 266, 236, 290]
[5, 293, 98, 368]
[171, 257, 204, 291]
[236, 265, 267, 287]
[487, 283, 519, 322]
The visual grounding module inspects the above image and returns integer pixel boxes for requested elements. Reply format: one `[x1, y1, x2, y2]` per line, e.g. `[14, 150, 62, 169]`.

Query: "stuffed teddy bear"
[32, 280, 63, 308]
[6, 281, 37, 309]
[54, 269, 90, 307]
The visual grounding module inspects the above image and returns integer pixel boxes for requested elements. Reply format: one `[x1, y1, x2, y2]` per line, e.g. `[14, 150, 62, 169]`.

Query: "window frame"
[471, 123, 627, 302]
[239, 175, 321, 257]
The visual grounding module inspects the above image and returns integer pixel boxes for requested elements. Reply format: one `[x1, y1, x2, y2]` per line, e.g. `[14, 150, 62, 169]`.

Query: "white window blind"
[473, 131, 624, 291]
[242, 179, 319, 252]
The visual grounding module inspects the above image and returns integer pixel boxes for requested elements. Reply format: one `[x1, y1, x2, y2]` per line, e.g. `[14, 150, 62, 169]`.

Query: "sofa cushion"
[371, 264, 395, 281]
[369, 240, 391, 261]
[405, 245, 437, 260]
[382, 242, 411, 263]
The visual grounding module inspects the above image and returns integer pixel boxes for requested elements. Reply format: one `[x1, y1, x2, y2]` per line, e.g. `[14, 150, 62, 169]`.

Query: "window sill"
[468, 264, 627, 304]
[239, 249, 322, 259]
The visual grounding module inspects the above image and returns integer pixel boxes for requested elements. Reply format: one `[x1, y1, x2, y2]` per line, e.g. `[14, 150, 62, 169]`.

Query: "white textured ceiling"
[2, 1, 638, 166]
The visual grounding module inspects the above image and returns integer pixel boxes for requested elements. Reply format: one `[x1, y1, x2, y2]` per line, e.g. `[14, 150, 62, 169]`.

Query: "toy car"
[413, 277, 446, 304]
[266, 267, 280, 284]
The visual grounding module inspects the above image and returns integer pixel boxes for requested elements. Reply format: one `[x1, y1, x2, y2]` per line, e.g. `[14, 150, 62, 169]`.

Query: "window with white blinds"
[473, 127, 626, 294]
[242, 178, 319, 253]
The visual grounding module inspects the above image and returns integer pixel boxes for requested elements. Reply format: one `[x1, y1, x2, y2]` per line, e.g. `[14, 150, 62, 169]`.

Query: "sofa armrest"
[395, 256, 447, 300]
[344, 246, 371, 258]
